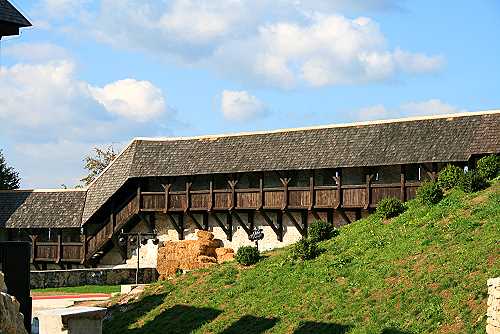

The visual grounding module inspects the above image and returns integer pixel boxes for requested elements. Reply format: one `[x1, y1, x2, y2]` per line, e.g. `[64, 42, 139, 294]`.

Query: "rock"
[0, 271, 7, 293]
[0, 272, 28, 334]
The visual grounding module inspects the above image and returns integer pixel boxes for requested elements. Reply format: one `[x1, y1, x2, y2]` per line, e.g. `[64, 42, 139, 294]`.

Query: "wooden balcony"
[139, 181, 420, 212]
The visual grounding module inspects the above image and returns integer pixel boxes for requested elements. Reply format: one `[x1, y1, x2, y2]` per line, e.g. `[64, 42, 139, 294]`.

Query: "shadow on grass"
[104, 292, 222, 334]
[220, 315, 279, 334]
[137, 304, 222, 334]
[294, 321, 352, 334]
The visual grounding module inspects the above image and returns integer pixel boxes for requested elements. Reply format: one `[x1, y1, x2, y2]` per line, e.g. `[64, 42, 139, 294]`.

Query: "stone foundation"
[30, 267, 158, 289]
[488, 277, 500, 334]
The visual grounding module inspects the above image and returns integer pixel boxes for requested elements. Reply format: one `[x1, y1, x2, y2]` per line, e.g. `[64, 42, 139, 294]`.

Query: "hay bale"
[196, 230, 214, 240]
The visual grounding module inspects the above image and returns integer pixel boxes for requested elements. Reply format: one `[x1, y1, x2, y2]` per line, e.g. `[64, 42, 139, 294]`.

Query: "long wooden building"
[1, 111, 499, 269]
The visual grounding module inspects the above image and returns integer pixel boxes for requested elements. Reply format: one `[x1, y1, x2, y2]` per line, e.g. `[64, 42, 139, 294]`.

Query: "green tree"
[0, 150, 20, 190]
[80, 145, 118, 186]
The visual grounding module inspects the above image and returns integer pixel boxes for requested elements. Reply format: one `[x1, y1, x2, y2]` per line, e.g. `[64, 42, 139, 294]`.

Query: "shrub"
[459, 170, 488, 193]
[308, 220, 338, 242]
[235, 246, 260, 266]
[437, 164, 464, 190]
[376, 197, 406, 219]
[476, 155, 500, 180]
[417, 181, 444, 205]
[291, 238, 319, 261]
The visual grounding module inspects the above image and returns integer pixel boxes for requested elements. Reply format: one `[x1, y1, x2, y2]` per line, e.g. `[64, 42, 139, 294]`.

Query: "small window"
[237, 173, 259, 189]
[315, 169, 336, 186]
[263, 172, 281, 188]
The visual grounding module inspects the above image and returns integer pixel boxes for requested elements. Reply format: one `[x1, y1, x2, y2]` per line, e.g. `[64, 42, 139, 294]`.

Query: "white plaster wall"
[100, 210, 358, 268]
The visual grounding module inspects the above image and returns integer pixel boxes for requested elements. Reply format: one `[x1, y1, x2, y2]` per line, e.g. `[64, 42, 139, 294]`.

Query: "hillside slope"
[104, 182, 499, 334]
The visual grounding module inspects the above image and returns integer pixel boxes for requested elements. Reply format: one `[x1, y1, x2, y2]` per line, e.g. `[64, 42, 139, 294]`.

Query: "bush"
[476, 155, 500, 180]
[291, 238, 319, 260]
[417, 181, 444, 205]
[376, 197, 406, 219]
[235, 246, 260, 266]
[437, 164, 464, 190]
[308, 220, 338, 242]
[459, 170, 489, 193]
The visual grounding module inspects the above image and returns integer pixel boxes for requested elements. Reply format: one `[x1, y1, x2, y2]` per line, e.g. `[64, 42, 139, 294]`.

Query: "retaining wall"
[30, 267, 158, 289]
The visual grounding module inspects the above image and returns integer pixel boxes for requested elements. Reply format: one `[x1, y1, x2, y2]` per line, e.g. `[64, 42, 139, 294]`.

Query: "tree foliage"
[0, 150, 20, 190]
[81, 145, 118, 186]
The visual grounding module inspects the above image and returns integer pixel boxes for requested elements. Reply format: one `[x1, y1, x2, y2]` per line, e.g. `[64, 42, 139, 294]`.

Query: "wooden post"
[400, 165, 406, 201]
[228, 180, 238, 210]
[309, 173, 315, 210]
[209, 181, 214, 211]
[56, 230, 62, 263]
[365, 174, 373, 209]
[277, 211, 283, 242]
[185, 182, 192, 212]
[259, 176, 264, 209]
[301, 210, 308, 237]
[29, 235, 37, 263]
[137, 185, 141, 212]
[334, 169, 342, 209]
[163, 184, 171, 213]
[280, 178, 290, 210]
[178, 214, 184, 240]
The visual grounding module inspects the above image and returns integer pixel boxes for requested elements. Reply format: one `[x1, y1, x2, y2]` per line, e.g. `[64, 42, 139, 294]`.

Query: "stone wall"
[487, 277, 500, 334]
[30, 267, 158, 289]
[0, 271, 28, 334]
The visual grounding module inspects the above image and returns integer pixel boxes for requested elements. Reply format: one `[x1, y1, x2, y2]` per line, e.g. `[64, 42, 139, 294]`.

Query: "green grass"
[32, 284, 121, 295]
[104, 182, 500, 334]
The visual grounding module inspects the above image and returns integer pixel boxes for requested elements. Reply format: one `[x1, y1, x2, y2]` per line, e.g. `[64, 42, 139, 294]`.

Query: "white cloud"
[221, 90, 267, 121]
[89, 79, 167, 122]
[0, 60, 168, 130]
[45, 0, 441, 88]
[3, 42, 70, 62]
[357, 99, 466, 121]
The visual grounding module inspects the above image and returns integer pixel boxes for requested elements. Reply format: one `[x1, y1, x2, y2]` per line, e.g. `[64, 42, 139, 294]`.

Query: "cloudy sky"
[1, 0, 499, 188]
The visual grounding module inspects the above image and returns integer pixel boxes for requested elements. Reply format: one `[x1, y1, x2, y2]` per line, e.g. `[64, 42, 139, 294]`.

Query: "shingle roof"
[0, 190, 86, 229]
[0, 0, 31, 27]
[82, 111, 500, 223]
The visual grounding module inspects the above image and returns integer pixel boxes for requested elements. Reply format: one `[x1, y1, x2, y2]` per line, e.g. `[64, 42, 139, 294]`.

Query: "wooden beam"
[280, 178, 291, 210]
[260, 210, 283, 241]
[137, 185, 141, 211]
[209, 181, 214, 211]
[203, 212, 209, 230]
[259, 176, 264, 209]
[167, 214, 184, 240]
[211, 212, 232, 241]
[162, 184, 171, 213]
[56, 230, 62, 264]
[309, 173, 315, 210]
[228, 180, 238, 210]
[185, 182, 192, 212]
[284, 211, 306, 237]
[310, 210, 321, 221]
[337, 209, 352, 225]
[232, 211, 252, 236]
[400, 165, 406, 201]
[186, 212, 204, 230]
[333, 172, 342, 209]
[365, 174, 374, 209]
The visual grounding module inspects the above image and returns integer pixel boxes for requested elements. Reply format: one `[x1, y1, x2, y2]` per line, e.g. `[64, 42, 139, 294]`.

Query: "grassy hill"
[104, 182, 499, 334]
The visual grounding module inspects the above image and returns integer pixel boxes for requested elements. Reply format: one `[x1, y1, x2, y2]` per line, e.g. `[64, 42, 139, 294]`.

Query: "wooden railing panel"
[191, 193, 210, 209]
[371, 186, 401, 205]
[142, 194, 164, 210]
[406, 185, 419, 200]
[264, 190, 284, 208]
[342, 188, 366, 208]
[288, 189, 311, 208]
[61, 244, 83, 261]
[169, 193, 186, 210]
[214, 192, 231, 209]
[315, 189, 338, 207]
[236, 191, 260, 208]
[35, 243, 58, 260]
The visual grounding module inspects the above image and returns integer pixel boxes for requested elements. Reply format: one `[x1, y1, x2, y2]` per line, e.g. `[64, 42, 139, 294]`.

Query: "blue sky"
[1, 0, 499, 188]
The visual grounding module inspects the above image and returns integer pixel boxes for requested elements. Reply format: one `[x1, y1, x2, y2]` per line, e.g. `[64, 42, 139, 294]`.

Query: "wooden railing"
[85, 192, 139, 260]
[32, 241, 84, 263]
[140, 181, 421, 212]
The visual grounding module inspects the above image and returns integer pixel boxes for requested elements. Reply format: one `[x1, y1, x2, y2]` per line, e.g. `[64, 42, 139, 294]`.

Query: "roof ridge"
[132, 109, 500, 143]
[0, 188, 86, 193]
